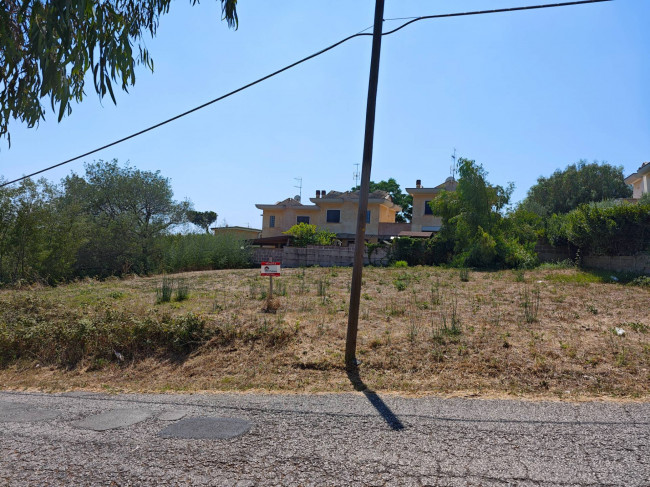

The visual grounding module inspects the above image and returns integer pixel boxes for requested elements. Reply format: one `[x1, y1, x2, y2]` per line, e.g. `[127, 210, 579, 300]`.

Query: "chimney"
[316, 190, 321, 198]
[321, 190, 326, 198]
[416, 179, 422, 188]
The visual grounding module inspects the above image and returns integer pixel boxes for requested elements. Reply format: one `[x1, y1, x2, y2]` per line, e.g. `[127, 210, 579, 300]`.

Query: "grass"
[0, 266, 648, 399]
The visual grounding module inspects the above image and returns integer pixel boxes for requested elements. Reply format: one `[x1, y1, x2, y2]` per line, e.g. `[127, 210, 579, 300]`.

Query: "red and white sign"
[261, 262, 281, 276]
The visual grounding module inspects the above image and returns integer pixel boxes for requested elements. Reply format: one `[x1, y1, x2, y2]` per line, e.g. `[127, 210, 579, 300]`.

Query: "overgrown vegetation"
[386, 159, 538, 269]
[0, 160, 249, 285]
[547, 201, 650, 256]
[0, 266, 647, 398]
[157, 233, 251, 273]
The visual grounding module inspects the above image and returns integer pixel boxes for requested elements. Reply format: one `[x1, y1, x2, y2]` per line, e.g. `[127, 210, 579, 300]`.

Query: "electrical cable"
[1, 0, 611, 188]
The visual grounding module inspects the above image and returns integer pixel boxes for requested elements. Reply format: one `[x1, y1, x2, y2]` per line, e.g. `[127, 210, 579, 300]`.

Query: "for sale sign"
[261, 262, 281, 276]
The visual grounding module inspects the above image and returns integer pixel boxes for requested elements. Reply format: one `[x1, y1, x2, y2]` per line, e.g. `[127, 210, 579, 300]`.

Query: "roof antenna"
[450, 148, 458, 180]
[294, 177, 302, 202]
[353, 163, 360, 188]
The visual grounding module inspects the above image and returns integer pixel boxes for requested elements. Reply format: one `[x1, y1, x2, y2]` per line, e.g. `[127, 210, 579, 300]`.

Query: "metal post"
[345, 0, 385, 370]
[269, 275, 273, 300]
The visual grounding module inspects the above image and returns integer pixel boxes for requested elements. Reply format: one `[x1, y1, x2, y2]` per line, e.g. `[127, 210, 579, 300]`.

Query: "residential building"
[254, 177, 457, 245]
[406, 177, 458, 233]
[625, 162, 650, 199]
[255, 190, 402, 245]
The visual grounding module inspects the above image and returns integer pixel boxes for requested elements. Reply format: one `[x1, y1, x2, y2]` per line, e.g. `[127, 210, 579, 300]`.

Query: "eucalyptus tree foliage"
[0, 0, 238, 144]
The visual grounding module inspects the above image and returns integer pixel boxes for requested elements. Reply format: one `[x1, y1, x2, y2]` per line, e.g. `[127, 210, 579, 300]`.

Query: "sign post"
[260, 262, 281, 299]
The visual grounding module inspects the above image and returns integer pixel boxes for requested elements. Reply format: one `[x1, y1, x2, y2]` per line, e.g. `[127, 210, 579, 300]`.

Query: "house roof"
[406, 177, 457, 195]
[211, 226, 261, 233]
[308, 189, 402, 210]
[255, 197, 319, 211]
[624, 162, 650, 184]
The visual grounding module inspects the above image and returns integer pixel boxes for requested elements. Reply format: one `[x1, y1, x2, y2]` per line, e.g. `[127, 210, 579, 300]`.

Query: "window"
[269, 215, 275, 228]
[297, 216, 310, 224]
[326, 210, 341, 223]
[366, 210, 371, 223]
[424, 200, 433, 215]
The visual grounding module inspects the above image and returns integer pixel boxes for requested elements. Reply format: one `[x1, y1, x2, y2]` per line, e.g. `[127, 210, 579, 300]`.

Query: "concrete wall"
[535, 240, 650, 275]
[252, 245, 389, 267]
[582, 254, 650, 275]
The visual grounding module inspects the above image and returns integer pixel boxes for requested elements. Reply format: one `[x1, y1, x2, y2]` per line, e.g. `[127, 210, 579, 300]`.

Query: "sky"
[1, 0, 648, 229]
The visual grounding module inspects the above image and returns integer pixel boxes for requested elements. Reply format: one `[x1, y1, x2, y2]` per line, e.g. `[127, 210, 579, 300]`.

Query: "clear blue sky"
[1, 0, 648, 229]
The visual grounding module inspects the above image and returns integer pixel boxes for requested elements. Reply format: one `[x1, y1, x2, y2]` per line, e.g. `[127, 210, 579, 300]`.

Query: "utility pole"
[345, 0, 385, 370]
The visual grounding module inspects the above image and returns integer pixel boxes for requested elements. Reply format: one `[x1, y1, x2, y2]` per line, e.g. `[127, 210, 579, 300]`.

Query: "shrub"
[390, 237, 428, 266]
[629, 276, 650, 288]
[548, 201, 650, 256]
[156, 276, 174, 303]
[0, 300, 209, 367]
[283, 223, 336, 247]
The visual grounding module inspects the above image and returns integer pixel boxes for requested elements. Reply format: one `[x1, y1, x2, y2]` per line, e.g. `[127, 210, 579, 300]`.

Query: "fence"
[252, 245, 388, 268]
[582, 254, 650, 275]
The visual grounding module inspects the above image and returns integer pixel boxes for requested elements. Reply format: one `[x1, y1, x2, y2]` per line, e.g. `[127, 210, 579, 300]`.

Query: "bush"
[283, 223, 336, 247]
[548, 201, 650, 256]
[390, 237, 428, 266]
[0, 297, 209, 367]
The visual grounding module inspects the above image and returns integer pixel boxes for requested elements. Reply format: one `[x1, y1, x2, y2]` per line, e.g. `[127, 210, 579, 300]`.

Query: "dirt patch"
[0, 266, 648, 399]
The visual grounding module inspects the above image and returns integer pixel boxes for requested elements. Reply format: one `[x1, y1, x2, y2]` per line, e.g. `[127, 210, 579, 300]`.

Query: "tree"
[283, 223, 336, 247]
[187, 210, 217, 234]
[521, 160, 632, 217]
[0, 0, 238, 144]
[352, 178, 412, 222]
[429, 158, 536, 268]
[65, 159, 190, 275]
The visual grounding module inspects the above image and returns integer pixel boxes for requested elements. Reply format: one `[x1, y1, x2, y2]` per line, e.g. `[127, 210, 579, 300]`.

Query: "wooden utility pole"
[345, 0, 385, 370]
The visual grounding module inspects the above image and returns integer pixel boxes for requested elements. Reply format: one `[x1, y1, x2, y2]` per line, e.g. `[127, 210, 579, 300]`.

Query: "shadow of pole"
[346, 366, 404, 431]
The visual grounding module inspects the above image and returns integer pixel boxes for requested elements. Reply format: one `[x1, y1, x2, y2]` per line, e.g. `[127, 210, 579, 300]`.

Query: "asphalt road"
[0, 389, 648, 486]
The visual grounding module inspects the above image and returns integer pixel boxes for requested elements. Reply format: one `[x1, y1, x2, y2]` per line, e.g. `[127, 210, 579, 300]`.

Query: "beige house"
[406, 177, 458, 233]
[255, 190, 402, 244]
[255, 177, 458, 245]
[625, 162, 650, 199]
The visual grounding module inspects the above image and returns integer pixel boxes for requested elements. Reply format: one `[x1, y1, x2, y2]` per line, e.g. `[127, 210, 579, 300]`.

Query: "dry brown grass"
[0, 266, 648, 399]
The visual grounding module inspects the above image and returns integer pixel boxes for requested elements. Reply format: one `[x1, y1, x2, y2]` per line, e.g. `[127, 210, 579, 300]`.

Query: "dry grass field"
[0, 265, 648, 399]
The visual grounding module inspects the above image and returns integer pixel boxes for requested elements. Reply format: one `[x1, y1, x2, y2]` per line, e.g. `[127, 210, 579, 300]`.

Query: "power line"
[380, 0, 612, 36]
[1, 0, 611, 188]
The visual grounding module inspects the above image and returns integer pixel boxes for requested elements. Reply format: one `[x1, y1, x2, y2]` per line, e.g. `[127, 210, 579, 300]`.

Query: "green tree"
[65, 159, 190, 276]
[429, 158, 536, 268]
[284, 223, 336, 247]
[187, 210, 218, 234]
[521, 160, 632, 217]
[352, 178, 412, 222]
[0, 0, 238, 143]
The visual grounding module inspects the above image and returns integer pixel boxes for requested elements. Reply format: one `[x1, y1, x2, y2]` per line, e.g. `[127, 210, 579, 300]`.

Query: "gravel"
[0, 390, 648, 486]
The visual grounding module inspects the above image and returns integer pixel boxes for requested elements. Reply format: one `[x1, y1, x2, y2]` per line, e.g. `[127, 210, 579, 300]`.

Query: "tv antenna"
[450, 148, 458, 179]
[294, 177, 303, 201]
[353, 163, 360, 187]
